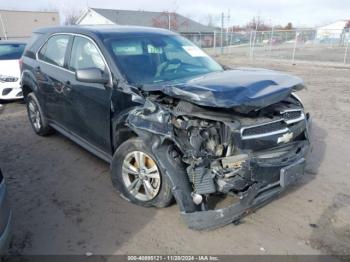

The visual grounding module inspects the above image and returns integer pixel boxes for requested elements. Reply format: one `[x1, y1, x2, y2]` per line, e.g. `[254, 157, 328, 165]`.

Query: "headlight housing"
[291, 92, 303, 105]
[0, 75, 19, 83]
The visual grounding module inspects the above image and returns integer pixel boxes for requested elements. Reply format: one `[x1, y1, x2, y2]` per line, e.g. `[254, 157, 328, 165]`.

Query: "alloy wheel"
[28, 99, 41, 131]
[122, 151, 161, 201]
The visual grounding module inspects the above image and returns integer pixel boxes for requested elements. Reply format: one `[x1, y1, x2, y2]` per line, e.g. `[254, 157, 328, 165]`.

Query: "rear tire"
[26, 92, 53, 136]
[111, 138, 173, 208]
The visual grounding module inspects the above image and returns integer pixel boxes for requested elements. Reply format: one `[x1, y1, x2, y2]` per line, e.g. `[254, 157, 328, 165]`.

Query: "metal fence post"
[251, 30, 257, 60]
[344, 40, 349, 64]
[220, 12, 224, 55]
[213, 31, 216, 55]
[269, 27, 274, 52]
[292, 31, 298, 63]
[0, 13, 7, 40]
[249, 30, 253, 59]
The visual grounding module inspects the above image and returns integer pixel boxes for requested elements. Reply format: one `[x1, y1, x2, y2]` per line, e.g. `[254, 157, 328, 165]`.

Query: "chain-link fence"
[181, 28, 350, 65]
[2, 29, 349, 65]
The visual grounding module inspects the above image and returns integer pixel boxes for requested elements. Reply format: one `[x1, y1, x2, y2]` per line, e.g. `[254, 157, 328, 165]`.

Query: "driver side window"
[69, 36, 106, 72]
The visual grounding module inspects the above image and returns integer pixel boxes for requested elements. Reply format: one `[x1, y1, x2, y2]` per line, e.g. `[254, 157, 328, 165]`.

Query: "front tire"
[111, 138, 173, 208]
[26, 92, 53, 136]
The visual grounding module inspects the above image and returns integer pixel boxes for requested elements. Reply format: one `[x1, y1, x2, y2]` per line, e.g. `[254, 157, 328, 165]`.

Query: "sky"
[0, 0, 349, 27]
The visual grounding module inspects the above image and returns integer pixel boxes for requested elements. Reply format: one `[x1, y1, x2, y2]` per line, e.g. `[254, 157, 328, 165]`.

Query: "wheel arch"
[21, 70, 38, 100]
[112, 123, 138, 152]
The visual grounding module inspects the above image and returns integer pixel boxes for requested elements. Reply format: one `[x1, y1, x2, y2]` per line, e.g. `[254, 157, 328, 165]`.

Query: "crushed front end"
[126, 89, 311, 230]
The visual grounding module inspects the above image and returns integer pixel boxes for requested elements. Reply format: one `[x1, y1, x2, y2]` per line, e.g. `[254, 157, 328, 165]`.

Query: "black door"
[63, 35, 112, 154]
[36, 34, 72, 126]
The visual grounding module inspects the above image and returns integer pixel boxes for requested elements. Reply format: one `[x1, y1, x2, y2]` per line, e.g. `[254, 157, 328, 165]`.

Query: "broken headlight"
[173, 116, 227, 159]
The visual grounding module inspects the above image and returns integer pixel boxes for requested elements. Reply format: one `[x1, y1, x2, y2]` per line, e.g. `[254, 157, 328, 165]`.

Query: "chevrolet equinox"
[21, 26, 311, 230]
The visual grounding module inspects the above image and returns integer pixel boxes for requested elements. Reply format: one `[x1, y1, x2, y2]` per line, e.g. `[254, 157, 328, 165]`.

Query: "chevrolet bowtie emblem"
[277, 132, 293, 144]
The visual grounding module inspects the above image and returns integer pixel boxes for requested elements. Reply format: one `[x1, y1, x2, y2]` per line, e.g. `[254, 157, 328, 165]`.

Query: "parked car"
[0, 168, 12, 253]
[21, 26, 311, 230]
[262, 36, 284, 45]
[0, 41, 26, 100]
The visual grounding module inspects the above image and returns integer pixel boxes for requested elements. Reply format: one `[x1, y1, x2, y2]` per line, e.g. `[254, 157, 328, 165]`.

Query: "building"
[316, 20, 350, 43]
[77, 8, 217, 47]
[0, 9, 60, 40]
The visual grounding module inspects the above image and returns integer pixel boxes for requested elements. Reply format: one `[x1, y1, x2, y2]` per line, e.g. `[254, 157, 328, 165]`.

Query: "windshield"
[0, 43, 26, 60]
[106, 35, 223, 85]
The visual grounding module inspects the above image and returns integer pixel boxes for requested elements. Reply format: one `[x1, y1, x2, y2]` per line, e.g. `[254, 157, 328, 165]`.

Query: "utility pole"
[250, 16, 259, 59]
[344, 40, 349, 64]
[220, 12, 224, 54]
[0, 13, 7, 40]
[226, 9, 230, 48]
[269, 25, 274, 52]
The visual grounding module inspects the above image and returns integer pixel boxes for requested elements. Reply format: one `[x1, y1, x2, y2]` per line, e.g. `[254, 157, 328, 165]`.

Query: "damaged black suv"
[21, 25, 311, 230]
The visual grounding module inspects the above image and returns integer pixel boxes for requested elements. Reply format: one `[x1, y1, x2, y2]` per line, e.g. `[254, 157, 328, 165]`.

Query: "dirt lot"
[0, 57, 349, 256]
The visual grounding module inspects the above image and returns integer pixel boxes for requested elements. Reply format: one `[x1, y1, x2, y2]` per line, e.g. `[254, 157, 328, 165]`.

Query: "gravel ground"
[0, 57, 349, 256]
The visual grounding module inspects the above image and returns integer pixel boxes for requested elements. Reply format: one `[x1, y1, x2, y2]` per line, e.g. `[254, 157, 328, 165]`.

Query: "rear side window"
[0, 44, 26, 60]
[27, 33, 42, 48]
[68, 36, 106, 72]
[38, 35, 70, 67]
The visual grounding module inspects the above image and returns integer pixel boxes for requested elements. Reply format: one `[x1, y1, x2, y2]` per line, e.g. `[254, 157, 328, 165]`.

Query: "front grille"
[242, 120, 287, 138]
[241, 109, 305, 140]
[282, 110, 302, 121]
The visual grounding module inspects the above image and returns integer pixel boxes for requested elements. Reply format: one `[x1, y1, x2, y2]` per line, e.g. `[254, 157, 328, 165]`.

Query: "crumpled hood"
[144, 68, 304, 113]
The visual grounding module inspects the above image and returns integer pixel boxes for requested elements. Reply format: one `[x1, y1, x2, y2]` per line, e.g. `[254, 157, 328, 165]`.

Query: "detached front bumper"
[181, 116, 311, 230]
[182, 155, 308, 230]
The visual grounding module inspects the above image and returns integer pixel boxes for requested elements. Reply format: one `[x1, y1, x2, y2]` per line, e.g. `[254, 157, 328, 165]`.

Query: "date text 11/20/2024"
[127, 255, 220, 261]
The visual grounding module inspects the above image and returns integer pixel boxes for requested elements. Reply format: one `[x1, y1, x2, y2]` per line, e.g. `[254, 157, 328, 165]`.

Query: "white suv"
[0, 41, 26, 100]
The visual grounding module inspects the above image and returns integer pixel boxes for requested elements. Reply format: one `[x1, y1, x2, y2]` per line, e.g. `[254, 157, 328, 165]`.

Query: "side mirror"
[75, 68, 109, 84]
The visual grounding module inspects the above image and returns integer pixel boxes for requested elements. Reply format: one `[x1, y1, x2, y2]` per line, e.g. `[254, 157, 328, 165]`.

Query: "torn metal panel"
[126, 99, 173, 137]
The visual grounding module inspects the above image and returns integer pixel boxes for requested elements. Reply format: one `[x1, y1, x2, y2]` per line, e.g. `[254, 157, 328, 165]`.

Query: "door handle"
[35, 66, 41, 73]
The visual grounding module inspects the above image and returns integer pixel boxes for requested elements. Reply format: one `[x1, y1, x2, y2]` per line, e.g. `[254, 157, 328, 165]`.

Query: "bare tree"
[152, 12, 189, 31]
[284, 22, 293, 30]
[346, 20, 350, 29]
[64, 9, 83, 25]
[205, 14, 215, 27]
[246, 16, 271, 31]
